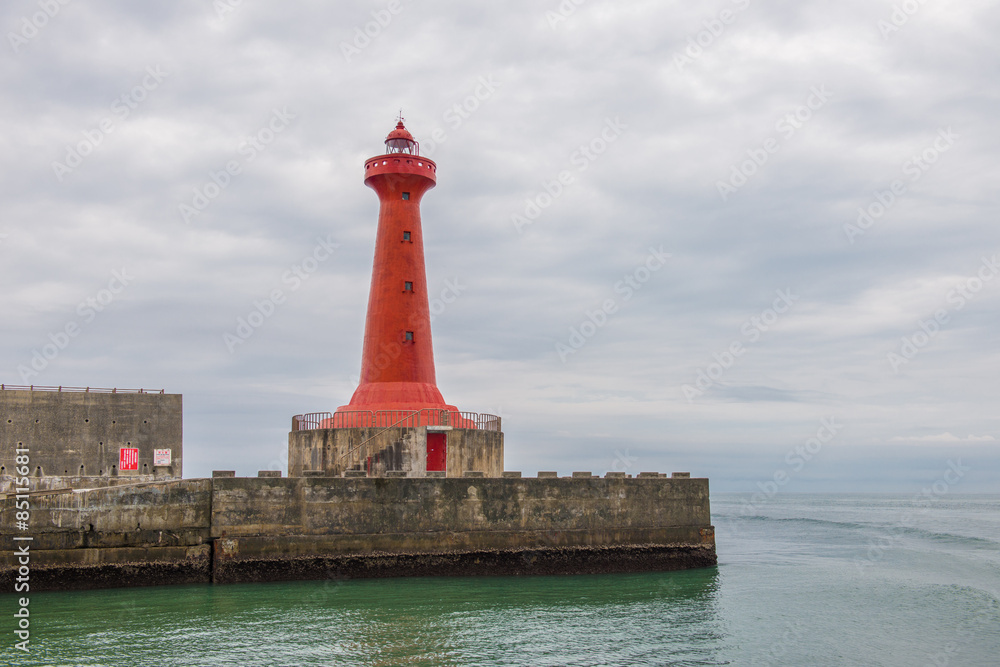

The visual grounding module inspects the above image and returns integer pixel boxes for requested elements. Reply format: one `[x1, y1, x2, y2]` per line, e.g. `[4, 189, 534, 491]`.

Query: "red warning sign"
[119, 448, 139, 471]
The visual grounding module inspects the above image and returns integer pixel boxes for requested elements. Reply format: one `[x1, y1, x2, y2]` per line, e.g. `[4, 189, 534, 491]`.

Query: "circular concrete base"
[288, 425, 503, 478]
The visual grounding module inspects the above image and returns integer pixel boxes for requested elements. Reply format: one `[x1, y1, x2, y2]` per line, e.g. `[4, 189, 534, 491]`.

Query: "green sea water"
[3, 494, 998, 666]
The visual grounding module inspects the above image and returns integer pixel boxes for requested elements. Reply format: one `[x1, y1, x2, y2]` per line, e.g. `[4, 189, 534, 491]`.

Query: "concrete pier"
[1, 475, 716, 591]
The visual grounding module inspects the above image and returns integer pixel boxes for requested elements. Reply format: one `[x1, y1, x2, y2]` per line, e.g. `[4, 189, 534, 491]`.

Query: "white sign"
[154, 449, 172, 466]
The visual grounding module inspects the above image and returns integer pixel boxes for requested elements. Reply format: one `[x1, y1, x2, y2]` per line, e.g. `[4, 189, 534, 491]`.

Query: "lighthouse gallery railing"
[291, 409, 500, 432]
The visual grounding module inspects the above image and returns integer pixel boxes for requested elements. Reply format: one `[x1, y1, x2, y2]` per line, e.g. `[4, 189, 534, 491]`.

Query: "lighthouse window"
[404, 281, 413, 291]
[405, 331, 414, 341]
[402, 192, 410, 200]
[403, 231, 411, 241]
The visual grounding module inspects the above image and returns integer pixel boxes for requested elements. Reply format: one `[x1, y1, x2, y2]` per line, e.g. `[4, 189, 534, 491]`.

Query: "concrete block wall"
[0, 479, 212, 589]
[209, 475, 714, 582]
[0, 389, 182, 492]
[211, 476, 711, 537]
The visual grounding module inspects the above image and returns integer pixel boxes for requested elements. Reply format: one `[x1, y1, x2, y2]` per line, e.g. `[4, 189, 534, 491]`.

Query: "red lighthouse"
[338, 119, 457, 414]
[292, 118, 502, 478]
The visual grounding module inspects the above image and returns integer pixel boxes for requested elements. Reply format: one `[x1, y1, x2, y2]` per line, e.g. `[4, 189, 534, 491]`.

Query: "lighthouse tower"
[289, 118, 503, 478]
[337, 119, 457, 414]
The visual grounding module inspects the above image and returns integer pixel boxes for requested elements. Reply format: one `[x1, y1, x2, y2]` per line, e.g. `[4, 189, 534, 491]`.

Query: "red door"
[427, 432, 446, 472]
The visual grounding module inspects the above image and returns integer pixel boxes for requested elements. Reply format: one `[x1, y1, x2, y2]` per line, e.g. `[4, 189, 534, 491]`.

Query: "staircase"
[343, 438, 404, 477]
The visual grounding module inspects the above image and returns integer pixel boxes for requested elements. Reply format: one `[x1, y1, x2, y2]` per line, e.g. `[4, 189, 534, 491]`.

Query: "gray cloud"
[3, 0, 998, 491]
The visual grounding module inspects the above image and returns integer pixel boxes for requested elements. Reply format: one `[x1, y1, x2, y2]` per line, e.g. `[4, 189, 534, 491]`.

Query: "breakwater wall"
[2, 476, 715, 591]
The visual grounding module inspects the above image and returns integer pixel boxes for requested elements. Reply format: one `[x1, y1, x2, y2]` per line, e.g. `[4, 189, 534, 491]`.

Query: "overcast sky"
[2, 0, 998, 492]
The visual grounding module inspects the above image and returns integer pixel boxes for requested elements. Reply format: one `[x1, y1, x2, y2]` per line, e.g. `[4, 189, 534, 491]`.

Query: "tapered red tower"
[291, 118, 501, 478]
[338, 120, 457, 413]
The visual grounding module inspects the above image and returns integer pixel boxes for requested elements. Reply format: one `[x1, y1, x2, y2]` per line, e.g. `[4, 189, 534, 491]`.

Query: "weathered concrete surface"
[0, 475, 162, 494]
[210, 476, 714, 582]
[0, 390, 182, 492]
[288, 426, 503, 477]
[212, 543, 715, 584]
[4, 546, 212, 591]
[1, 480, 211, 590]
[2, 476, 715, 591]
[212, 477, 711, 536]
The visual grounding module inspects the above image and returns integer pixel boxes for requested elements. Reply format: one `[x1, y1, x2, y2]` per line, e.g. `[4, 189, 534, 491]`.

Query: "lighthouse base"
[288, 425, 503, 478]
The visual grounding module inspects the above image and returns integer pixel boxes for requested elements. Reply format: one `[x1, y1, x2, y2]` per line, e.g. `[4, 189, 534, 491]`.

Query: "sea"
[3, 494, 998, 666]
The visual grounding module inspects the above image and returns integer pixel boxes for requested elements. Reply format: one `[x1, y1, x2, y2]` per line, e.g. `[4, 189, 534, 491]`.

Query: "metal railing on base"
[292, 412, 333, 431]
[291, 408, 500, 432]
[0, 384, 164, 394]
